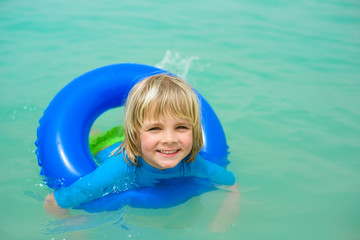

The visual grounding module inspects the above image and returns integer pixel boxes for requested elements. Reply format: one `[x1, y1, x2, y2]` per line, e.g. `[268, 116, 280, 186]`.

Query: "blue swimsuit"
[54, 143, 235, 209]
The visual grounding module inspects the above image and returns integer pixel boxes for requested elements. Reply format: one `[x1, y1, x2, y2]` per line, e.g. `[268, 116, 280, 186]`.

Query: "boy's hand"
[44, 193, 70, 218]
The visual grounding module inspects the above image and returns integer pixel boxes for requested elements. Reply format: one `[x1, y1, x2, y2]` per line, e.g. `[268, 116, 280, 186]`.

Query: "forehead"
[143, 101, 191, 121]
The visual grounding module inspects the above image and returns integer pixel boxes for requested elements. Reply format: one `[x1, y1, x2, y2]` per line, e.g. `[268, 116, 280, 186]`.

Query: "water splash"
[155, 50, 198, 79]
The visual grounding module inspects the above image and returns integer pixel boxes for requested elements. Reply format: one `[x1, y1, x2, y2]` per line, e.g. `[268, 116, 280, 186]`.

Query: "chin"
[159, 161, 181, 170]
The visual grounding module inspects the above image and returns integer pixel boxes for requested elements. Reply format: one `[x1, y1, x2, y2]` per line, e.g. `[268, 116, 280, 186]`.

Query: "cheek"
[183, 132, 193, 149]
[139, 133, 157, 151]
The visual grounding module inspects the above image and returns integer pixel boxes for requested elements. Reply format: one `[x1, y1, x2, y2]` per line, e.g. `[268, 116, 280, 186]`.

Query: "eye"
[176, 125, 190, 130]
[148, 127, 161, 131]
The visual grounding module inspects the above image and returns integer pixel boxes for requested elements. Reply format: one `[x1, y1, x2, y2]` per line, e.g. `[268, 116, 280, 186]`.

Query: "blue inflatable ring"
[35, 63, 229, 210]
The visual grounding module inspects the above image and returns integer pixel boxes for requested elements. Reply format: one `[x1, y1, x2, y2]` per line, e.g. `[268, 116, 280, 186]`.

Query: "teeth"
[159, 150, 177, 154]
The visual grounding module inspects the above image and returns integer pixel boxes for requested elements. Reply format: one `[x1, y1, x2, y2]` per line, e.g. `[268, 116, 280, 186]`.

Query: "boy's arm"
[189, 156, 240, 232]
[211, 183, 240, 232]
[190, 155, 236, 186]
[52, 153, 129, 209]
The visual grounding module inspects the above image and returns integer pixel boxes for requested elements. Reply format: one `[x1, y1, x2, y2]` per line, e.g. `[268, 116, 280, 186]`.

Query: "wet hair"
[114, 73, 203, 165]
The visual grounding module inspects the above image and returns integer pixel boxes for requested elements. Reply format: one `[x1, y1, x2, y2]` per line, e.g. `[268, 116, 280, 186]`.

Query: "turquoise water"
[1, 0, 360, 239]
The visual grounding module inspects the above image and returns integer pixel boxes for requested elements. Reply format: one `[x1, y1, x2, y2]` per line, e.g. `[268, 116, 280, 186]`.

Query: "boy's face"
[138, 117, 193, 170]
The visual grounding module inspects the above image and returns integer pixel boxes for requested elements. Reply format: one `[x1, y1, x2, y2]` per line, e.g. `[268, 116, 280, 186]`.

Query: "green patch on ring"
[89, 126, 125, 155]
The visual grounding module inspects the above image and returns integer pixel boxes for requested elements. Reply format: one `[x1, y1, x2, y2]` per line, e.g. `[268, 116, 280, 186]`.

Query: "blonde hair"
[114, 73, 203, 165]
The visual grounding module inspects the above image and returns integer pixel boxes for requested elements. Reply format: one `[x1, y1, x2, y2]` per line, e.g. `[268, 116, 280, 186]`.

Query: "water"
[1, 0, 359, 239]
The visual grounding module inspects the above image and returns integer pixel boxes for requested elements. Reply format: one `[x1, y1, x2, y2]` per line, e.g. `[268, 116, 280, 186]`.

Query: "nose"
[162, 130, 178, 145]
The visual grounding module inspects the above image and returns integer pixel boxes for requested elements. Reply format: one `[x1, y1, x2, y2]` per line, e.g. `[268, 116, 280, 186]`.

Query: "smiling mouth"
[157, 150, 180, 154]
